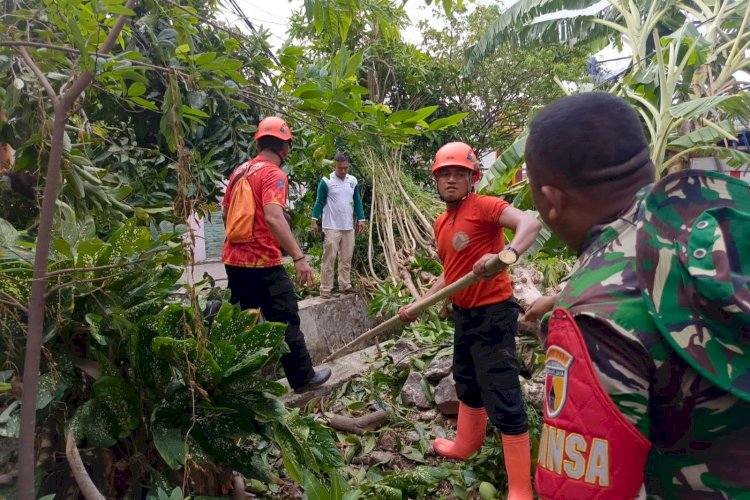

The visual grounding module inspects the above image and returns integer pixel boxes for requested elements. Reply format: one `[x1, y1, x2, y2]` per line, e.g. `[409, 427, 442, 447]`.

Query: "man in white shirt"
[310, 153, 366, 299]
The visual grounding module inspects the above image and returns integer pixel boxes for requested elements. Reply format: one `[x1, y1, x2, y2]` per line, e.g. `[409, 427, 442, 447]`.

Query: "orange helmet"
[255, 116, 293, 141]
[432, 142, 481, 182]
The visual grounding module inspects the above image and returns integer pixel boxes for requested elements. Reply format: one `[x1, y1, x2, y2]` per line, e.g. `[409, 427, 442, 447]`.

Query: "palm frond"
[476, 133, 527, 193]
[670, 93, 750, 121]
[465, 0, 613, 70]
[668, 120, 737, 149]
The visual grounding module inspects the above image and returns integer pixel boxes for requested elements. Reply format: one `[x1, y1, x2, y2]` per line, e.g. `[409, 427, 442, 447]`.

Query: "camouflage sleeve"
[574, 315, 653, 438]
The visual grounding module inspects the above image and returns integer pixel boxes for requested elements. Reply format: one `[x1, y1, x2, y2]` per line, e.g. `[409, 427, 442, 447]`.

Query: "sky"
[222, 0, 483, 48]
[220, 0, 630, 73]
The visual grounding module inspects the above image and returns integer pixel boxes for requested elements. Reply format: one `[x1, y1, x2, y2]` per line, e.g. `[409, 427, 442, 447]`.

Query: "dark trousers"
[453, 299, 528, 435]
[225, 265, 315, 389]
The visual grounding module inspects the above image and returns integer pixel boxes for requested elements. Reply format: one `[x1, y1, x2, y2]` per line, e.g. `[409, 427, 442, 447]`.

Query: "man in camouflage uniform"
[522, 92, 750, 498]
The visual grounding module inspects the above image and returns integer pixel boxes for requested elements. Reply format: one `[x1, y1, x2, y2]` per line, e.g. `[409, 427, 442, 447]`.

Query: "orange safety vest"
[535, 308, 651, 499]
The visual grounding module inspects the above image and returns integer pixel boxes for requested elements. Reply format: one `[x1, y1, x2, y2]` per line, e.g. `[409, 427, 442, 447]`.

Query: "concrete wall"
[298, 294, 398, 364]
[204, 211, 225, 259]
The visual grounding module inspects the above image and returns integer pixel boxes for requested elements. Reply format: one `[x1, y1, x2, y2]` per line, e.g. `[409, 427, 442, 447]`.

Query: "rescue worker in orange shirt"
[399, 142, 542, 500]
[222, 116, 331, 393]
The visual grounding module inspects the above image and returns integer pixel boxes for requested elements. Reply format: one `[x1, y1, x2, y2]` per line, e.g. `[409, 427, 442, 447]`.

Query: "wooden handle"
[323, 249, 517, 363]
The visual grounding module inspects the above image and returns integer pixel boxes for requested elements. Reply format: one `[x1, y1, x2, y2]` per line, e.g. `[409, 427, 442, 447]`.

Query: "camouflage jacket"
[546, 187, 750, 499]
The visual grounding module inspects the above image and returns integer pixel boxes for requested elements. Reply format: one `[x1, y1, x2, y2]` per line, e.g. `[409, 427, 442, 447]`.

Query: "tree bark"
[66, 431, 105, 500]
[17, 3, 137, 497]
[328, 410, 390, 435]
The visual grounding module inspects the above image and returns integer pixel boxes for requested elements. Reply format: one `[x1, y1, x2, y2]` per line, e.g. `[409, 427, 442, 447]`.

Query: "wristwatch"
[504, 245, 520, 261]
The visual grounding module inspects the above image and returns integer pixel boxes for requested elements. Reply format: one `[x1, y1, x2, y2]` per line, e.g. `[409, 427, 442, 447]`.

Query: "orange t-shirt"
[221, 157, 287, 268]
[434, 193, 513, 309]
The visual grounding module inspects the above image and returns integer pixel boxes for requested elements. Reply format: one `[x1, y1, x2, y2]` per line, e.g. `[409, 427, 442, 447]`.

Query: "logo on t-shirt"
[277, 179, 284, 191]
[452, 231, 470, 251]
[545, 346, 574, 418]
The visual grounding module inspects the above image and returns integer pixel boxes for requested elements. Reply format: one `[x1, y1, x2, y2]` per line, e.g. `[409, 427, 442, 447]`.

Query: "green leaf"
[223, 391, 287, 422]
[443, 0, 452, 16]
[127, 82, 146, 97]
[339, 11, 353, 42]
[129, 96, 159, 111]
[222, 347, 274, 381]
[37, 370, 69, 411]
[182, 105, 210, 118]
[363, 484, 401, 499]
[109, 219, 151, 256]
[75, 238, 108, 268]
[209, 302, 258, 344]
[106, 3, 136, 15]
[152, 337, 223, 387]
[302, 470, 331, 500]
[387, 110, 417, 125]
[380, 465, 450, 493]
[93, 376, 140, 437]
[344, 51, 364, 80]
[52, 238, 73, 259]
[409, 105, 439, 123]
[0, 401, 20, 438]
[69, 400, 117, 447]
[219, 374, 287, 396]
[193, 431, 273, 483]
[157, 304, 194, 340]
[669, 120, 736, 149]
[152, 425, 185, 470]
[670, 93, 750, 121]
[131, 316, 171, 393]
[208, 339, 236, 372]
[477, 132, 527, 192]
[427, 112, 469, 131]
[85, 313, 108, 346]
[233, 322, 286, 361]
[308, 421, 345, 470]
[0, 218, 19, 248]
[274, 423, 309, 483]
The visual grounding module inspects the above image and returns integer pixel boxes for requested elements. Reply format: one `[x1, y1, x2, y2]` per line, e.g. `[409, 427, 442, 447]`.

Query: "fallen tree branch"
[324, 249, 517, 362]
[66, 431, 105, 500]
[0, 470, 18, 487]
[231, 472, 246, 500]
[328, 410, 390, 435]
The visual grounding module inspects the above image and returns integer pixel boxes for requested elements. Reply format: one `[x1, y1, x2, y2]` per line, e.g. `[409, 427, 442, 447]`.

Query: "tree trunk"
[16, 4, 137, 496]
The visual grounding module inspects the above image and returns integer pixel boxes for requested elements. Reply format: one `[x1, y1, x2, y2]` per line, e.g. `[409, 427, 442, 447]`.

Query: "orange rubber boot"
[502, 432, 534, 500]
[433, 402, 487, 460]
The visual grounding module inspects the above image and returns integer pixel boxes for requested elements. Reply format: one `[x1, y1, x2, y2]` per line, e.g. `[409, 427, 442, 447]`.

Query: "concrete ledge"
[280, 343, 387, 407]
[299, 294, 398, 365]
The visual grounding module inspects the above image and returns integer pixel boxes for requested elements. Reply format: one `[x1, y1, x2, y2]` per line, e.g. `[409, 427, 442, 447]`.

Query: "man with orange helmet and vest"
[522, 93, 750, 498]
[399, 142, 542, 500]
[222, 116, 331, 393]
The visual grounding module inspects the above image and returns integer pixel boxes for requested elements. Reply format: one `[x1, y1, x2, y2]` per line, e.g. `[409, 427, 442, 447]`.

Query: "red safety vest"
[535, 308, 651, 500]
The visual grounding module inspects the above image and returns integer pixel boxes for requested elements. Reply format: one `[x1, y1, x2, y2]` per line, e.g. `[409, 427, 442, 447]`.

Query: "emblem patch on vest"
[545, 346, 574, 418]
[452, 231, 469, 251]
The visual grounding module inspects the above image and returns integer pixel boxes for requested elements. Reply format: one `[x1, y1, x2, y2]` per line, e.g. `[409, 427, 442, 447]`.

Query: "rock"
[400, 372, 431, 409]
[351, 450, 397, 465]
[433, 426, 447, 439]
[424, 355, 452, 382]
[433, 374, 459, 416]
[522, 374, 545, 410]
[417, 409, 438, 421]
[518, 320, 542, 339]
[403, 431, 420, 443]
[511, 265, 544, 310]
[371, 450, 397, 463]
[378, 430, 398, 451]
[389, 339, 419, 370]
